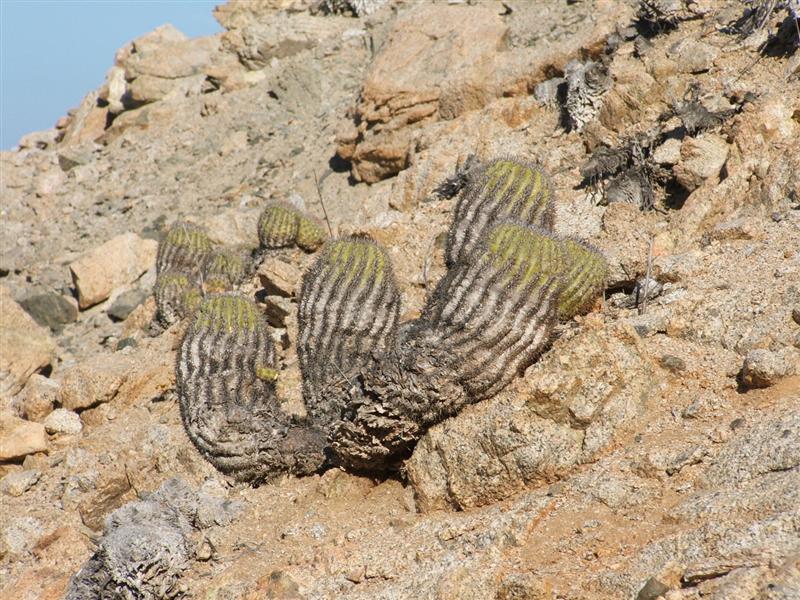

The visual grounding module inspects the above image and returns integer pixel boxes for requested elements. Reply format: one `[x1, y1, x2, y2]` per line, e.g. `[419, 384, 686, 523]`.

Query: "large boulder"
[407, 321, 661, 511]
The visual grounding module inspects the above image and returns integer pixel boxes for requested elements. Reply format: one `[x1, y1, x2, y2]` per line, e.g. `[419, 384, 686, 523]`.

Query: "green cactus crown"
[558, 238, 608, 318]
[258, 202, 300, 248]
[297, 215, 328, 251]
[205, 248, 247, 278]
[194, 294, 263, 333]
[258, 201, 328, 251]
[319, 236, 388, 288]
[483, 158, 552, 219]
[484, 223, 564, 291]
[164, 222, 213, 254]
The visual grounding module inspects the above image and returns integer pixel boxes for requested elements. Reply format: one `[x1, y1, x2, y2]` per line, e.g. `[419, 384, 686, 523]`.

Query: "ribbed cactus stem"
[446, 157, 555, 266]
[557, 238, 608, 319]
[331, 223, 563, 471]
[154, 270, 203, 327]
[257, 202, 300, 249]
[201, 247, 251, 292]
[156, 221, 213, 276]
[177, 294, 326, 482]
[297, 235, 401, 425]
[428, 223, 562, 399]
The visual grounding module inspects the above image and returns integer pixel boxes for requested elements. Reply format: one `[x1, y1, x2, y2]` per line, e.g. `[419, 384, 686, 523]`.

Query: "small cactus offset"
[154, 270, 204, 327]
[201, 246, 251, 293]
[297, 235, 401, 424]
[557, 238, 609, 319]
[177, 294, 326, 482]
[445, 157, 555, 266]
[257, 201, 329, 252]
[257, 202, 300, 249]
[296, 214, 328, 251]
[156, 221, 214, 276]
[331, 223, 566, 471]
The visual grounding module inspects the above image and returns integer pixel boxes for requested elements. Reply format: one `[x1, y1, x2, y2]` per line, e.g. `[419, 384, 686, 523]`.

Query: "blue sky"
[0, 1, 222, 149]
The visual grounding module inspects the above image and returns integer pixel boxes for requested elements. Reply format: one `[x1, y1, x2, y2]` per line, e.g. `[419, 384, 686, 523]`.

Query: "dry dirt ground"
[1, 1, 799, 599]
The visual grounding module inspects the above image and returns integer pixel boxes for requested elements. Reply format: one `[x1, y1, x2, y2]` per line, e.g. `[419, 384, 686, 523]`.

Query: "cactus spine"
[297, 235, 401, 424]
[446, 157, 555, 266]
[177, 294, 325, 482]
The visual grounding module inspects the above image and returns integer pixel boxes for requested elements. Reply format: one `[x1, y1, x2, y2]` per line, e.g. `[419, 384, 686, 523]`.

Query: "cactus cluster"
[175, 155, 609, 480]
[258, 201, 327, 252]
[153, 201, 326, 328]
[154, 222, 214, 327]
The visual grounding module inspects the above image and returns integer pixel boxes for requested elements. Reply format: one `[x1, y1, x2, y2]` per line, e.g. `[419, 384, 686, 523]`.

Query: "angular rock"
[740, 349, 791, 389]
[0, 516, 43, 557]
[69, 232, 157, 309]
[0, 414, 48, 461]
[21, 374, 59, 422]
[43, 409, 83, 436]
[0, 469, 40, 497]
[652, 137, 682, 165]
[57, 354, 132, 411]
[0, 287, 56, 398]
[407, 322, 659, 510]
[701, 408, 800, 488]
[18, 292, 78, 331]
[667, 38, 718, 74]
[107, 288, 149, 322]
[340, 3, 508, 183]
[673, 134, 729, 191]
[257, 258, 302, 297]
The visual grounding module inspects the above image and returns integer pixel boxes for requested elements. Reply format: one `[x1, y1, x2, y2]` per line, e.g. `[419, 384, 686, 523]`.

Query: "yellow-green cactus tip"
[297, 217, 327, 251]
[195, 294, 261, 333]
[255, 365, 279, 382]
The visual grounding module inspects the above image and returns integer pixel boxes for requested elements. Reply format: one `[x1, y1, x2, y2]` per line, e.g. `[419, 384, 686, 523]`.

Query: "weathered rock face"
[338, 3, 509, 183]
[407, 320, 661, 511]
[0, 287, 56, 400]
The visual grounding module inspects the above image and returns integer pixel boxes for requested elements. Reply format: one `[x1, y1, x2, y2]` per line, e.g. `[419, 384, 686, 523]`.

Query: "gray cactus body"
[154, 270, 204, 327]
[156, 221, 213, 276]
[331, 224, 563, 471]
[297, 236, 401, 426]
[565, 60, 612, 132]
[177, 294, 326, 482]
[446, 158, 555, 267]
[66, 478, 242, 600]
[605, 167, 653, 208]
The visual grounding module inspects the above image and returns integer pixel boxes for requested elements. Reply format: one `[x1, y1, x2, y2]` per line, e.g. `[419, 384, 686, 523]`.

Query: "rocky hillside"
[1, 0, 799, 598]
